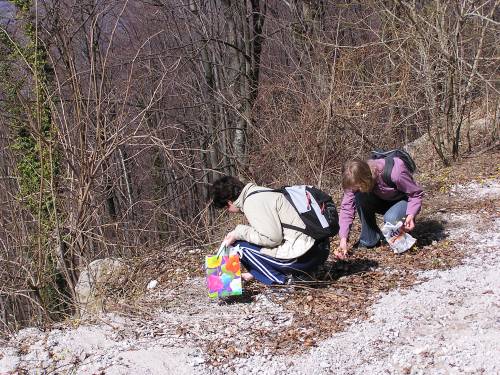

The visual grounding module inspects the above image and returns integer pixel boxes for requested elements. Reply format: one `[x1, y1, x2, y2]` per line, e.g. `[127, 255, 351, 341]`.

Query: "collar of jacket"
[233, 182, 256, 212]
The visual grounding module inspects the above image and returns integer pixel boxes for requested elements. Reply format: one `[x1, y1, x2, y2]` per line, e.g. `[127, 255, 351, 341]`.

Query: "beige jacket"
[232, 183, 316, 259]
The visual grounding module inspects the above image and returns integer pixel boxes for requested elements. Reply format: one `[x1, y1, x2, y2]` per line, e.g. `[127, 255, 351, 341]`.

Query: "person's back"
[211, 176, 330, 285]
[233, 183, 316, 259]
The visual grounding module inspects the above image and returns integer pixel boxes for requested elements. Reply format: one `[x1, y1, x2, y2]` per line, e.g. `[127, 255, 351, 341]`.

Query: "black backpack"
[246, 185, 339, 240]
[370, 149, 416, 189]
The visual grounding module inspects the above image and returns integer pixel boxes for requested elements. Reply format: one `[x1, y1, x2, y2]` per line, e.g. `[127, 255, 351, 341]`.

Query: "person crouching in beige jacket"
[211, 176, 330, 285]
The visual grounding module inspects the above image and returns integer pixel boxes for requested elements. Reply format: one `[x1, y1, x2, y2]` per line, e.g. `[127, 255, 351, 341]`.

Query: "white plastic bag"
[225, 243, 242, 257]
[381, 220, 416, 254]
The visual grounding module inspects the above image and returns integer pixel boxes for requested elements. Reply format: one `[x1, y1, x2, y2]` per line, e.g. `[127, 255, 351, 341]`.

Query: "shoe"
[285, 272, 315, 284]
[352, 239, 381, 250]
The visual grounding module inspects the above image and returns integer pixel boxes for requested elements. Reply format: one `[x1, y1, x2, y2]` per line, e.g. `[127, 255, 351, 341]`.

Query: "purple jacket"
[339, 158, 424, 239]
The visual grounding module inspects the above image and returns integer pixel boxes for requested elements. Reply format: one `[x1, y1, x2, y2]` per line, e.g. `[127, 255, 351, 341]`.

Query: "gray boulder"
[75, 258, 129, 316]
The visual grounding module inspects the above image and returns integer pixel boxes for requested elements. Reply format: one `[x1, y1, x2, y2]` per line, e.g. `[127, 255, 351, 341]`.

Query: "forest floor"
[0, 149, 499, 375]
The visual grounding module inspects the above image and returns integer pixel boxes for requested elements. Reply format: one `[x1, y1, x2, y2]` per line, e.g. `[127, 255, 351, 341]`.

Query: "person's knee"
[384, 211, 403, 224]
[384, 201, 407, 224]
[235, 241, 260, 251]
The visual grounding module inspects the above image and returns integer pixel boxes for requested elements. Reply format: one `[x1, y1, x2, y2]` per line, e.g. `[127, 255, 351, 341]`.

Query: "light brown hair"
[342, 159, 375, 192]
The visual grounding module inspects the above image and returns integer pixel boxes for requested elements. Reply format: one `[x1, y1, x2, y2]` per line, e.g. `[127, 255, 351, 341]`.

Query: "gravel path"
[236, 227, 499, 374]
[230, 181, 500, 375]
[1, 180, 498, 375]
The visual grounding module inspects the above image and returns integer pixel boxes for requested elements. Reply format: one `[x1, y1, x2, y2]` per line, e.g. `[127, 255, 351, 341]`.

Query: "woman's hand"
[223, 231, 238, 246]
[334, 238, 349, 260]
[403, 214, 415, 232]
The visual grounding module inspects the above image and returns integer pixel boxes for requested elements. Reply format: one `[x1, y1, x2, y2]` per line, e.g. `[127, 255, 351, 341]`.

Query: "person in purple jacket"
[334, 157, 424, 259]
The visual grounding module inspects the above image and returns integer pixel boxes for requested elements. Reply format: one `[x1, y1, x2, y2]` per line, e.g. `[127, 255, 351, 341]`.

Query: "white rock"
[320, 361, 330, 368]
[147, 279, 158, 289]
[193, 356, 205, 365]
[75, 258, 129, 316]
[413, 347, 428, 355]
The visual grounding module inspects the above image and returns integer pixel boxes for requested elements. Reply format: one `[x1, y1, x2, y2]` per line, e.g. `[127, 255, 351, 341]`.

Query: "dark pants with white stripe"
[236, 240, 330, 285]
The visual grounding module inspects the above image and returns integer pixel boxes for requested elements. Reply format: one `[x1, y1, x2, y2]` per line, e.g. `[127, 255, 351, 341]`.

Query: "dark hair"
[211, 176, 245, 209]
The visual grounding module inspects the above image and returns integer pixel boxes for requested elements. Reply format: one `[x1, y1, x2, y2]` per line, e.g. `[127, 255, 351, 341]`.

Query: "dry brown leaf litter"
[89, 149, 498, 367]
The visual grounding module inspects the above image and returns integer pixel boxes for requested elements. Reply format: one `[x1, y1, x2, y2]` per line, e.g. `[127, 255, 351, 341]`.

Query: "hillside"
[0, 1, 498, 373]
[1, 149, 498, 374]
